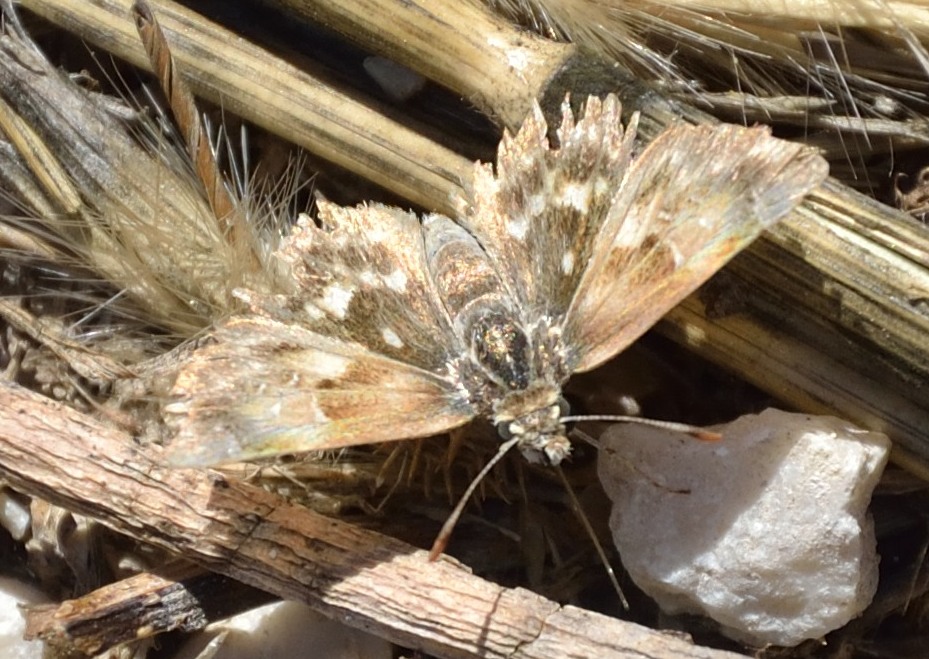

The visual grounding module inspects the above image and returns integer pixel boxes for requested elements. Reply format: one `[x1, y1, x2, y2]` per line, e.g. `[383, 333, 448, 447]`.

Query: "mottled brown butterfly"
[165, 95, 827, 556]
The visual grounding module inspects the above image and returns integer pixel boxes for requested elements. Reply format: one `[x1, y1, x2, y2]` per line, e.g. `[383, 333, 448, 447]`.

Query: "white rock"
[0, 490, 31, 541]
[174, 600, 392, 659]
[0, 577, 48, 659]
[598, 409, 889, 647]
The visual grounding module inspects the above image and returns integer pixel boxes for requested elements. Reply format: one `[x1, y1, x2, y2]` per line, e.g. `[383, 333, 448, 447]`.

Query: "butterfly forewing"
[250, 201, 462, 374]
[564, 123, 829, 373]
[456, 96, 636, 320]
[166, 317, 475, 466]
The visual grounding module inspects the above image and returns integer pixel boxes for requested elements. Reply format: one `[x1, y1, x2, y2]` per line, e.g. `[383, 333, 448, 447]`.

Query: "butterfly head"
[493, 384, 571, 466]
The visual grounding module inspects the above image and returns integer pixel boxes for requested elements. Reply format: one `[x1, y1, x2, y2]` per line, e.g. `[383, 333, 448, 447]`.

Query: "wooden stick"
[23, 562, 275, 654]
[255, 0, 576, 130]
[0, 381, 743, 659]
[244, 0, 712, 134]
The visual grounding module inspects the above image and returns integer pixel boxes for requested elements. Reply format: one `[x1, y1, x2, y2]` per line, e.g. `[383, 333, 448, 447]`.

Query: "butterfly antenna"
[428, 436, 521, 561]
[555, 466, 629, 610]
[560, 415, 722, 442]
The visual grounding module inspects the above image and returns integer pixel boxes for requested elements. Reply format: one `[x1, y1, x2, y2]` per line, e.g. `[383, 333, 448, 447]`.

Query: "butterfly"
[164, 94, 827, 553]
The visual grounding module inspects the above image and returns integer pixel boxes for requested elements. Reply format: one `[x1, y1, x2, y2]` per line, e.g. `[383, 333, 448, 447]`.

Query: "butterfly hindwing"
[166, 201, 483, 466]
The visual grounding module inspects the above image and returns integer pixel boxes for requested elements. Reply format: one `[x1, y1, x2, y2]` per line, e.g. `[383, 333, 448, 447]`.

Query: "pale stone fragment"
[598, 409, 889, 647]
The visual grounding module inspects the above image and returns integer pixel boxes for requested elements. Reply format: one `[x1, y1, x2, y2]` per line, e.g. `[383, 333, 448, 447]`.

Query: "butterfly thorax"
[454, 309, 572, 465]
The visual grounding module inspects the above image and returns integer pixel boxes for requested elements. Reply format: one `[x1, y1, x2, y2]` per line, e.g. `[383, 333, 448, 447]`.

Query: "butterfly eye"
[496, 421, 514, 441]
[557, 397, 571, 418]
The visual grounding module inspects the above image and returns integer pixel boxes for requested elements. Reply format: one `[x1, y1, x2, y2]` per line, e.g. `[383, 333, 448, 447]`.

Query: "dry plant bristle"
[488, 0, 929, 194]
[0, 24, 309, 341]
[131, 1, 258, 272]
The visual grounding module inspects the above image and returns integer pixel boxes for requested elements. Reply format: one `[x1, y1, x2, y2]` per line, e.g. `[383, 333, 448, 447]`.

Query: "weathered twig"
[0, 381, 745, 659]
[253, 0, 577, 131]
[23, 562, 274, 654]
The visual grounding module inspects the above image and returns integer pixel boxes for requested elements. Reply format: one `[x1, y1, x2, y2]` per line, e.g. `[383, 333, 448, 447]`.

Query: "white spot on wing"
[366, 223, 389, 243]
[612, 217, 646, 248]
[562, 251, 575, 274]
[303, 302, 325, 320]
[359, 269, 379, 286]
[318, 283, 354, 319]
[507, 216, 529, 239]
[562, 182, 589, 212]
[312, 352, 350, 378]
[381, 327, 404, 348]
[311, 399, 329, 422]
[261, 394, 329, 424]
[528, 193, 546, 216]
[384, 268, 408, 292]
